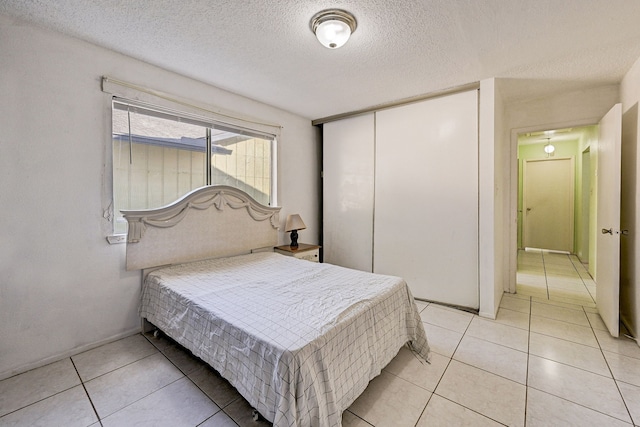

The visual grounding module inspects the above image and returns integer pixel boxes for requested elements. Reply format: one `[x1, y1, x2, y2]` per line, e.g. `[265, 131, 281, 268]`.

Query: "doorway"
[516, 125, 598, 306]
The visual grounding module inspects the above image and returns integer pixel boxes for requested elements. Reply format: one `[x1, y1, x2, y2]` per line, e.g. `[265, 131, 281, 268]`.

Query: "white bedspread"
[140, 252, 429, 427]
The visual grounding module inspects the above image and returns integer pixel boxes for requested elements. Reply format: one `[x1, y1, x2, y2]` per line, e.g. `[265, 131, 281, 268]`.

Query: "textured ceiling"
[2, 0, 640, 119]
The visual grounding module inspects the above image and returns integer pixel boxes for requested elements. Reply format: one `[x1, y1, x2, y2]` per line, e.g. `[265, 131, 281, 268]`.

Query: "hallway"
[517, 249, 596, 307]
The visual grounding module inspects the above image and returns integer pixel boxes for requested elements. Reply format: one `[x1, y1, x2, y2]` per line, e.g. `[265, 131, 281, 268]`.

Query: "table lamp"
[285, 214, 306, 249]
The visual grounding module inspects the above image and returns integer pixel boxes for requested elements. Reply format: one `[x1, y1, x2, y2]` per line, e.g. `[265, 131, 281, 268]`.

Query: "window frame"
[108, 97, 278, 239]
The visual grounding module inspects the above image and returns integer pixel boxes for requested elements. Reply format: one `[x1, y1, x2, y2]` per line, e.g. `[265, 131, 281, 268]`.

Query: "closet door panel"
[323, 114, 374, 271]
[374, 90, 479, 308]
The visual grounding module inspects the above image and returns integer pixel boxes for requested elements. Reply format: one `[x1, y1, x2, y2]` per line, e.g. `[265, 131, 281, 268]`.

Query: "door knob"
[602, 228, 613, 235]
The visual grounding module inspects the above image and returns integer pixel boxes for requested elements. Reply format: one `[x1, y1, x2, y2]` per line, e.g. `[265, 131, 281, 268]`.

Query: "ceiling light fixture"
[310, 9, 357, 49]
[544, 137, 555, 156]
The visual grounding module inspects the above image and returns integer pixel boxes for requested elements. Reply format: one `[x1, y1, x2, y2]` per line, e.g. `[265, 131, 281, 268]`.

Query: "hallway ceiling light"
[310, 9, 357, 49]
[544, 138, 555, 155]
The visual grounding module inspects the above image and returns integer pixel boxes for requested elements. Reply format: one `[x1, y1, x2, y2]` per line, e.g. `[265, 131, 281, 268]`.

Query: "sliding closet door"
[374, 90, 479, 308]
[323, 114, 375, 271]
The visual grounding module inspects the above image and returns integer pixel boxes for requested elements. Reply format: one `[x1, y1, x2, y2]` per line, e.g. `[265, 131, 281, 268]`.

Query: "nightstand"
[274, 243, 321, 262]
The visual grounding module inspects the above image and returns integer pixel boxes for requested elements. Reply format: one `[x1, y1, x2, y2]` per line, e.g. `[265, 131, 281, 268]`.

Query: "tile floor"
[2, 253, 639, 426]
[516, 248, 596, 307]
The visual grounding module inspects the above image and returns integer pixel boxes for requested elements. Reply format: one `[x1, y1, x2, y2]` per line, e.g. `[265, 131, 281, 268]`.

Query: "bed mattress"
[140, 252, 429, 427]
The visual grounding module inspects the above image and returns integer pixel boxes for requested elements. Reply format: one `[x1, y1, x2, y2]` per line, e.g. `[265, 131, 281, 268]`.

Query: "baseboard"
[0, 326, 141, 381]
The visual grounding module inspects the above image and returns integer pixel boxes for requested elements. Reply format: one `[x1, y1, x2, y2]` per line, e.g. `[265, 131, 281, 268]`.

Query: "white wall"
[503, 83, 620, 294]
[620, 56, 640, 341]
[0, 14, 320, 379]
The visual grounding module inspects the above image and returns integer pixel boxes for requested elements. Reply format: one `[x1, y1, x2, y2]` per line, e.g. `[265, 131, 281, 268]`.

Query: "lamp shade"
[544, 144, 555, 154]
[285, 214, 306, 232]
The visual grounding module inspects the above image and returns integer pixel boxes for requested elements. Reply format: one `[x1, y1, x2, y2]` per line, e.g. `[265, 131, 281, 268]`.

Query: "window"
[112, 100, 275, 234]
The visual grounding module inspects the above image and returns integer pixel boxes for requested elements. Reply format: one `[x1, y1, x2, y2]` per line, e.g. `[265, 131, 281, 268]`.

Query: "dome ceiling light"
[310, 9, 357, 49]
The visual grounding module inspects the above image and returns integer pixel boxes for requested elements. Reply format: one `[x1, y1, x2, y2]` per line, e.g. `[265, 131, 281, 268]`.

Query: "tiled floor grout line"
[541, 253, 551, 300]
[70, 357, 104, 427]
[590, 309, 636, 424]
[0, 378, 80, 421]
[141, 331, 245, 424]
[417, 306, 511, 427]
[519, 253, 639, 425]
[523, 296, 532, 427]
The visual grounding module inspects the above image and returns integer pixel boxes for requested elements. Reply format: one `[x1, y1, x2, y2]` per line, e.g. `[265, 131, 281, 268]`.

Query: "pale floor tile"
[421, 322, 463, 358]
[530, 296, 585, 311]
[617, 381, 640, 426]
[594, 329, 640, 360]
[516, 262, 544, 272]
[583, 305, 599, 314]
[223, 397, 271, 427]
[416, 394, 503, 427]
[143, 331, 174, 352]
[348, 370, 431, 427]
[530, 315, 599, 347]
[526, 387, 632, 427]
[100, 377, 219, 427]
[543, 268, 580, 279]
[492, 307, 530, 330]
[466, 317, 529, 352]
[586, 311, 610, 331]
[342, 410, 374, 427]
[542, 254, 573, 266]
[546, 280, 589, 292]
[435, 360, 526, 427]
[603, 350, 640, 387]
[531, 301, 590, 326]
[547, 288, 594, 303]
[527, 355, 632, 423]
[529, 332, 611, 377]
[546, 294, 596, 308]
[420, 304, 473, 334]
[188, 365, 243, 409]
[502, 291, 530, 301]
[382, 346, 449, 392]
[0, 385, 97, 427]
[85, 353, 184, 418]
[161, 341, 207, 376]
[515, 284, 548, 299]
[0, 358, 81, 417]
[499, 294, 531, 314]
[72, 334, 158, 381]
[413, 300, 429, 312]
[516, 273, 546, 287]
[199, 410, 242, 427]
[453, 335, 527, 384]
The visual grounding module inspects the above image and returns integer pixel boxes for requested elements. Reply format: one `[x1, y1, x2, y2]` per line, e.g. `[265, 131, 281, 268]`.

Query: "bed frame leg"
[252, 409, 259, 421]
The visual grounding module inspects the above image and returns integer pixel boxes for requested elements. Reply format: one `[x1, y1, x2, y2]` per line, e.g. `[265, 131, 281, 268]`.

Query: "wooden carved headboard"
[122, 186, 281, 271]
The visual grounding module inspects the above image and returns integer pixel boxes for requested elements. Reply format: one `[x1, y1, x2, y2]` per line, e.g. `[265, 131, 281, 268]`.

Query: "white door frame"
[508, 119, 598, 293]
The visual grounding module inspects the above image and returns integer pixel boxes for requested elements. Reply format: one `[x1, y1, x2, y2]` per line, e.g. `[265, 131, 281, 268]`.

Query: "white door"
[323, 114, 375, 271]
[374, 90, 479, 308]
[522, 158, 574, 252]
[596, 103, 622, 337]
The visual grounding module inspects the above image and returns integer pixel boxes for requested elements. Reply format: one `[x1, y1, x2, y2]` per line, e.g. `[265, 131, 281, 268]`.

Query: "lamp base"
[289, 230, 299, 249]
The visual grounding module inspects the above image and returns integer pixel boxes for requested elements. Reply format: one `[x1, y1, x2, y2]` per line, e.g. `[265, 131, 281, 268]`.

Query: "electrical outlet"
[106, 234, 127, 244]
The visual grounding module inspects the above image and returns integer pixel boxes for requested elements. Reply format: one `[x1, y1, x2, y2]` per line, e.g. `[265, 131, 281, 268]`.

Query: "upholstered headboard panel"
[122, 186, 281, 270]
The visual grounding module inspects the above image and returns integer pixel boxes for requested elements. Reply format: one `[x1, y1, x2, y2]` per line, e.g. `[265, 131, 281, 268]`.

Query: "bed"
[122, 185, 430, 427]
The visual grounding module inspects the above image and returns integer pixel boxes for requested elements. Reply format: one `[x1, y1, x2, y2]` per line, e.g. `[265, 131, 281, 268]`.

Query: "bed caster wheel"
[153, 330, 160, 338]
[252, 409, 259, 421]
